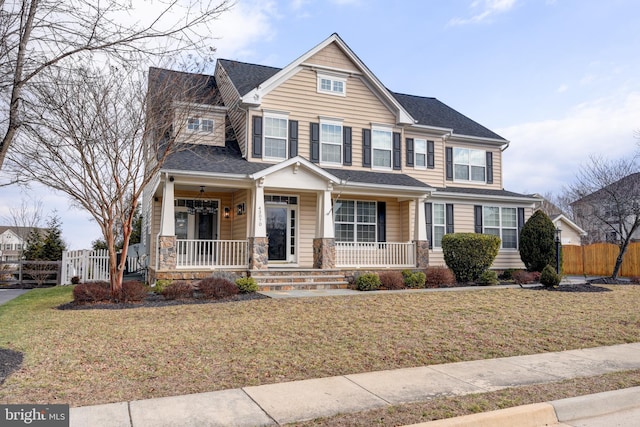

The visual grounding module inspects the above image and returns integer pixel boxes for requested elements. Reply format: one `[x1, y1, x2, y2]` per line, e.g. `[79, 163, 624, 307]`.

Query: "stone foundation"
[414, 240, 430, 269]
[313, 238, 336, 269]
[248, 237, 268, 270]
[158, 235, 177, 270]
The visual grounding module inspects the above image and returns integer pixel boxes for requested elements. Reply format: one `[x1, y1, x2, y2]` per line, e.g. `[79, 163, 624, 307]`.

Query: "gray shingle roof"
[433, 186, 537, 199]
[391, 93, 506, 141]
[162, 142, 269, 175]
[325, 168, 432, 189]
[148, 67, 222, 106]
[217, 59, 280, 97]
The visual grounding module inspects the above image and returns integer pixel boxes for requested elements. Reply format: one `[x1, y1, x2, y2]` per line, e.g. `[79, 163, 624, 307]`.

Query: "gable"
[304, 41, 360, 73]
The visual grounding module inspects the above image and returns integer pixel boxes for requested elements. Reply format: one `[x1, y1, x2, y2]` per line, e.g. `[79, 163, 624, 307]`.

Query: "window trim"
[317, 73, 346, 96]
[482, 206, 518, 250]
[453, 147, 487, 183]
[371, 125, 393, 170]
[319, 118, 343, 165]
[187, 117, 214, 133]
[263, 112, 289, 161]
[432, 203, 446, 249]
[334, 199, 378, 243]
[414, 138, 427, 169]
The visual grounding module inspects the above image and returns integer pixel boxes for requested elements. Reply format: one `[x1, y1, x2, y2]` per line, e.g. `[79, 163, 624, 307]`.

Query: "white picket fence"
[60, 249, 110, 284]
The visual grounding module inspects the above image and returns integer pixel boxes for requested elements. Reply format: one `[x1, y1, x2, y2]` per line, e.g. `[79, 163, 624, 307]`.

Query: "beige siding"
[174, 108, 226, 147]
[305, 42, 360, 72]
[444, 142, 504, 190]
[215, 63, 247, 156]
[403, 134, 447, 188]
[232, 190, 249, 240]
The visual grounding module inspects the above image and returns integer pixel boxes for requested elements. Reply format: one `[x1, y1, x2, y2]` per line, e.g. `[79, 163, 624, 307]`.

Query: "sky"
[1, 0, 639, 249]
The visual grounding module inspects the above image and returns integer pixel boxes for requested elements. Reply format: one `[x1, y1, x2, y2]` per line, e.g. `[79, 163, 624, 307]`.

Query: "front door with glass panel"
[265, 195, 297, 263]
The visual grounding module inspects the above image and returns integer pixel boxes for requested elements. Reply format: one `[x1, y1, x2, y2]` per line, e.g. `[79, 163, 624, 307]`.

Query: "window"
[415, 139, 427, 168]
[187, 117, 200, 131]
[483, 206, 518, 249]
[201, 119, 214, 132]
[320, 120, 342, 164]
[317, 74, 346, 96]
[433, 203, 446, 248]
[187, 117, 214, 133]
[454, 148, 486, 182]
[264, 115, 288, 159]
[372, 127, 392, 168]
[335, 200, 377, 243]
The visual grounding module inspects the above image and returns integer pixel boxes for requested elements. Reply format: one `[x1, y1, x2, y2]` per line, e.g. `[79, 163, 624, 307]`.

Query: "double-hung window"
[320, 119, 342, 164]
[264, 114, 288, 160]
[483, 206, 518, 249]
[432, 203, 446, 248]
[335, 200, 377, 243]
[415, 139, 427, 168]
[454, 148, 486, 182]
[372, 126, 392, 169]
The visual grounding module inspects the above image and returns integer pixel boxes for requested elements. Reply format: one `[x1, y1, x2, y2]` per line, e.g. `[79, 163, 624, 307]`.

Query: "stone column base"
[248, 237, 268, 270]
[414, 240, 430, 269]
[313, 238, 336, 269]
[159, 235, 177, 270]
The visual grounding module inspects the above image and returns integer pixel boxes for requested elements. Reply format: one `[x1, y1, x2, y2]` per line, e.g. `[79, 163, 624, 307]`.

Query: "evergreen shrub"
[441, 233, 501, 282]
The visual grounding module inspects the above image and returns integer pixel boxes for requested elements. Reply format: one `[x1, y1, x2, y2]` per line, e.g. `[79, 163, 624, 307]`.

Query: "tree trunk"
[612, 242, 630, 279]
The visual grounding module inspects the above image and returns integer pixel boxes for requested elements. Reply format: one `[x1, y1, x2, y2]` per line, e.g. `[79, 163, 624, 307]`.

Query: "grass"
[0, 285, 639, 411]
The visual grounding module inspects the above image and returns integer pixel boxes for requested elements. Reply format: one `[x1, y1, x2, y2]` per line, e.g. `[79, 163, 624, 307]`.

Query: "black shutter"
[362, 129, 371, 167]
[425, 202, 433, 249]
[406, 138, 414, 167]
[474, 205, 483, 234]
[343, 126, 352, 166]
[377, 202, 386, 242]
[427, 140, 435, 169]
[486, 151, 493, 184]
[252, 116, 262, 158]
[517, 208, 525, 245]
[446, 204, 454, 234]
[310, 122, 319, 163]
[446, 147, 453, 180]
[393, 132, 401, 170]
[288, 120, 298, 158]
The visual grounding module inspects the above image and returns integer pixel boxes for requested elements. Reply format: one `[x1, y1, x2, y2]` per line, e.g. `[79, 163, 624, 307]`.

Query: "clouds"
[448, 0, 517, 26]
[500, 91, 640, 195]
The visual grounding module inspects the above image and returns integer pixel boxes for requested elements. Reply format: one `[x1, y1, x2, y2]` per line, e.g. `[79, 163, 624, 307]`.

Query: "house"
[571, 172, 640, 244]
[550, 214, 586, 245]
[142, 33, 539, 287]
[0, 227, 34, 261]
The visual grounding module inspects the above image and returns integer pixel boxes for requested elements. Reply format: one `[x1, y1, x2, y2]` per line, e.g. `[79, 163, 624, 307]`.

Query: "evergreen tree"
[23, 228, 44, 260]
[41, 214, 67, 260]
[519, 210, 558, 272]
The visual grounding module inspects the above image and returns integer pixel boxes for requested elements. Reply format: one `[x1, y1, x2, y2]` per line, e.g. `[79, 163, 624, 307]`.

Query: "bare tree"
[2, 198, 43, 258]
[568, 155, 640, 278]
[8, 65, 218, 299]
[0, 0, 232, 171]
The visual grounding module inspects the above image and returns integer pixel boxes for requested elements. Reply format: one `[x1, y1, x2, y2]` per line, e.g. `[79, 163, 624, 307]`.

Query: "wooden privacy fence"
[0, 260, 62, 286]
[562, 242, 640, 277]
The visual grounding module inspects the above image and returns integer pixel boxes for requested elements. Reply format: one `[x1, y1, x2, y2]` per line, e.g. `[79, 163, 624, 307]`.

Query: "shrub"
[71, 276, 81, 285]
[424, 266, 456, 288]
[630, 276, 640, 284]
[402, 270, 426, 289]
[478, 270, 499, 286]
[161, 281, 194, 300]
[378, 271, 405, 290]
[153, 279, 172, 294]
[355, 273, 381, 291]
[199, 277, 238, 299]
[121, 280, 148, 302]
[519, 210, 559, 272]
[442, 233, 501, 282]
[498, 269, 517, 281]
[513, 270, 535, 284]
[73, 281, 110, 303]
[540, 264, 561, 287]
[236, 276, 258, 293]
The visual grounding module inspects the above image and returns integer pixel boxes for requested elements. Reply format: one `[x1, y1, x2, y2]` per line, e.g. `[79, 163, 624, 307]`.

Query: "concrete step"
[249, 269, 350, 291]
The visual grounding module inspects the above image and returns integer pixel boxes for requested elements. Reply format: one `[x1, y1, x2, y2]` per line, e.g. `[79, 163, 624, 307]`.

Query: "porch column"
[313, 185, 336, 269]
[248, 179, 268, 270]
[414, 197, 429, 269]
[159, 175, 177, 270]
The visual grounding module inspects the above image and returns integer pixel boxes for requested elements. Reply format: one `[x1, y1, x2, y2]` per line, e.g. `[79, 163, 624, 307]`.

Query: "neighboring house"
[571, 173, 640, 244]
[0, 227, 39, 261]
[142, 33, 539, 286]
[550, 214, 586, 245]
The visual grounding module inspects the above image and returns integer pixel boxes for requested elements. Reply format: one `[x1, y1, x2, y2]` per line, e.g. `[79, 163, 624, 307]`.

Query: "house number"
[258, 206, 263, 226]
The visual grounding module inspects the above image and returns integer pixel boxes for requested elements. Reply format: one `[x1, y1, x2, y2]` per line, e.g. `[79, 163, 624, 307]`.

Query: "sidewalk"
[70, 342, 640, 427]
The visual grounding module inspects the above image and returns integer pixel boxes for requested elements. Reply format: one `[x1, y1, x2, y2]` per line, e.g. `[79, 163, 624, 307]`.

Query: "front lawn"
[0, 285, 639, 407]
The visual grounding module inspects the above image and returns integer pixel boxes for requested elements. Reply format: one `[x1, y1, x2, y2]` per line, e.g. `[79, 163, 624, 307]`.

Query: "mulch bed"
[57, 292, 269, 310]
[0, 348, 23, 385]
[527, 283, 612, 292]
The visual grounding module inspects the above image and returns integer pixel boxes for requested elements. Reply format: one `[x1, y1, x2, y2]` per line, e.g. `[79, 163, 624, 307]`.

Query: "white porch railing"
[335, 242, 416, 268]
[176, 239, 248, 268]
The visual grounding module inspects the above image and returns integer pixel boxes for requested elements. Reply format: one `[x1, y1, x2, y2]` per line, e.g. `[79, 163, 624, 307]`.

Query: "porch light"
[236, 202, 245, 216]
[187, 186, 217, 215]
[224, 206, 230, 219]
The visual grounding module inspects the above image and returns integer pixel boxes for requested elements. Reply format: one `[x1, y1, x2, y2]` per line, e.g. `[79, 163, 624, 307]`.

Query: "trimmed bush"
[513, 270, 534, 284]
[424, 266, 456, 288]
[236, 276, 258, 293]
[199, 277, 238, 299]
[153, 279, 172, 294]
[478, 270, 499, 286]
[498, 269, 517, 281]
[161, 281, 194, 300]
[122, 281, 147, 302]
[379, 271, 405, 290]
[402, 270, 426, 289]
[73, 281, 110, 303]
[355, 273, 381, 291]
[540, 264, 561, 287]
[442, 233, 501, 282]
[519, 210, 559, 272]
